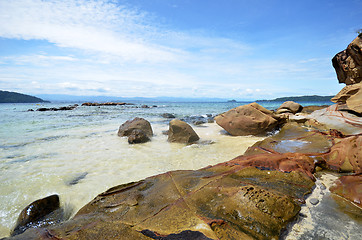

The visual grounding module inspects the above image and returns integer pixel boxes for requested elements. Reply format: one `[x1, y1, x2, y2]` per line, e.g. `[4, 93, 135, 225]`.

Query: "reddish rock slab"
[330, 174, 362, 208]
[6, 153, 315, 240]
[321, 135, 362, 173]
[244, 123, 333, 157]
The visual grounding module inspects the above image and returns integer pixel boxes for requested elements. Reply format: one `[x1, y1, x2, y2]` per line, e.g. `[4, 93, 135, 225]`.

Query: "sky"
[0, 0, 361, 100]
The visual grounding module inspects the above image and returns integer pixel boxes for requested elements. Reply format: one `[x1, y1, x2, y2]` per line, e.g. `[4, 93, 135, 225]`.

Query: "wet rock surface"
[10, 195, 64, 237]
[330, 174, 362, 207]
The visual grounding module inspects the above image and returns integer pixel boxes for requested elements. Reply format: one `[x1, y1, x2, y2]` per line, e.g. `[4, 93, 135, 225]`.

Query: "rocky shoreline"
[2, 36, 361, 239]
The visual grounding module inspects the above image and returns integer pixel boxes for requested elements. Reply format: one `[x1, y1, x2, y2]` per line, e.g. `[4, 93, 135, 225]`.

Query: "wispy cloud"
[0, 0, 342, 99]
[0, 0, 180, 63]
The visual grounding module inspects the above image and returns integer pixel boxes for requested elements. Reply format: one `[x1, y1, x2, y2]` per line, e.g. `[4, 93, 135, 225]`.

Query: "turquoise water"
[0, 101, 332, 237]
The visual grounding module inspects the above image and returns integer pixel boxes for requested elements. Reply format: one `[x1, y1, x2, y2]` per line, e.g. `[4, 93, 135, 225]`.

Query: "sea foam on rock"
[10, 195, 64, 237]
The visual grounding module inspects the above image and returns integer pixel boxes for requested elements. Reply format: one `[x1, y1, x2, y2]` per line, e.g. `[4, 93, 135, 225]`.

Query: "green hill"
[0, 90, 48, 103]
[257, 95, 333, 102]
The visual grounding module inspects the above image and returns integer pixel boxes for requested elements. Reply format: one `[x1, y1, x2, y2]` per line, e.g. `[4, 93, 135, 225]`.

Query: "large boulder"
[11, 195, 63, 236]
[332, 35, 362, 85]
[331, 82, 362, 115]
[168, 119, 200, 143]
[215, 103, 278, 136]
[118, 118, 153, 143]
[276, 101, 303, 114]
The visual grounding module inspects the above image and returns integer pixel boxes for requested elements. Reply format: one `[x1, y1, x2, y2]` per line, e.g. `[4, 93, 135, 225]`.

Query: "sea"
[0, 100, 336, 238]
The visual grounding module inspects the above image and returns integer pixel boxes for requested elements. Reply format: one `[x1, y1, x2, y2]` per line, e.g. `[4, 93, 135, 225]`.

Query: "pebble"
[309, 198, 319, 205]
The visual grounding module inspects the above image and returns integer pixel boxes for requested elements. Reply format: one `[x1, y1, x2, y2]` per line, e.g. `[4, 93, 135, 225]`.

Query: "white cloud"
[0, 0, 342, 99]
[0, 0, 179, 63]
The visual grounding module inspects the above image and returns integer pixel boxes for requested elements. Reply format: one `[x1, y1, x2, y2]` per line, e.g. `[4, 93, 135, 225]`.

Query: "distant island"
[0, 90, 48, 103]
[256, 95, 334, 103]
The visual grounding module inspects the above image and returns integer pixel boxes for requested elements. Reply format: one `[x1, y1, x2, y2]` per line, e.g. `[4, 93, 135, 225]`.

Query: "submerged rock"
[168, 119, 200, 143]
[161, 113, 176, 119]
[66, 172, 88, 186]
[215, 102, 278, 136]
[11, 195, 63, 236]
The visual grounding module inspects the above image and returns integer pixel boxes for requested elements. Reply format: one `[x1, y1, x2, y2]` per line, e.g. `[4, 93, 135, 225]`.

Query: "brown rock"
[118, 117, 153, 138]
[128, 129, 150, 144]
[215, 103, 278, 136]
[168, 119, 200, 143]
[11, 195, 62, 236]
[321, 135, 362, 173]
[330, 174, 362, 207]
[276, 101, 303, 114]
[331, 82, 362, 115]
[332, 36, 362, 85]
[244, 122, 333, 156]
[8, 153, 315, 240]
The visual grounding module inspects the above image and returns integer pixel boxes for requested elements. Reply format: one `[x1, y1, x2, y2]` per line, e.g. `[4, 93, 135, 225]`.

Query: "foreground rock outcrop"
[6, 152, 316, 240]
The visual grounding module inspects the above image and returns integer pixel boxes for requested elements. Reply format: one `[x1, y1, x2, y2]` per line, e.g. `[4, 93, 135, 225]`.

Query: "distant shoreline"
[256, 95, 333, 103]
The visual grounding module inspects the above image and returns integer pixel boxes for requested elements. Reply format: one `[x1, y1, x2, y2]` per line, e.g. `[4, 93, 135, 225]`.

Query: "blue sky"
[0, 0, 361, 100]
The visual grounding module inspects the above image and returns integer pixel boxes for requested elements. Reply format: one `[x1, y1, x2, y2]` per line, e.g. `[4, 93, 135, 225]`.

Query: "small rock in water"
[66, 172, 88, 186]
[161, 113, 176, 119]
[309, 198, 319, 205]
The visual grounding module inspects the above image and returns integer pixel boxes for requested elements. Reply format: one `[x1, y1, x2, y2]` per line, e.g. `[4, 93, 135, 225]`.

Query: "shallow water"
[1, 101, 342, 238]
[0, 102, 268, 237]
